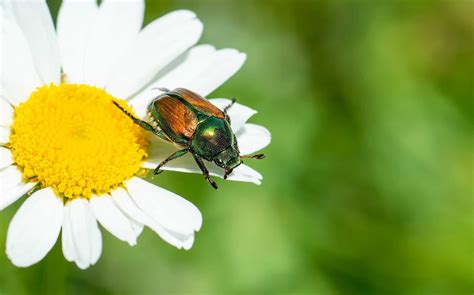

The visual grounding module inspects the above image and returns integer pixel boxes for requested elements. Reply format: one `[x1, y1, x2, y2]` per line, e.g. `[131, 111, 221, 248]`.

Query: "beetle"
[113, 88, 265, 189]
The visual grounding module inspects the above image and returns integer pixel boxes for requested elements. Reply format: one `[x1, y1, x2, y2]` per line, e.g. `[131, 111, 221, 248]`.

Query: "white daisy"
[0, 0, 270, 269]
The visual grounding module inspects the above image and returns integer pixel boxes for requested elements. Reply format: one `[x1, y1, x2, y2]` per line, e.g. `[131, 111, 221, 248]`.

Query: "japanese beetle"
[113, 88, 264, 189]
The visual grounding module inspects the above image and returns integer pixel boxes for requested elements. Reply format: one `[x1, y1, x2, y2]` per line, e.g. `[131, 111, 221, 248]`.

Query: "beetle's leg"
[151, 87, 170, 92]
[112, 101, 157, 132]
[240, 154, 265, 160]
[224, 168, 234, 180]
[192, 154, 218, 189]
[223, 98, 236, 115]
[112, 101, 170, 141]
[153, 148, 190, 175]
[222, 99, 236, 124]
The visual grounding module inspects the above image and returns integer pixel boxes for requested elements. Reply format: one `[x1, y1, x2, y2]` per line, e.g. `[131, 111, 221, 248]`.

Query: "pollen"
[9, 84, 148, 199]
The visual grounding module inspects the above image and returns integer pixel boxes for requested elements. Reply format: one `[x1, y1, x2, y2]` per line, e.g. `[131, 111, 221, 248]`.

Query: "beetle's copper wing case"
[149, 88, 226, 143]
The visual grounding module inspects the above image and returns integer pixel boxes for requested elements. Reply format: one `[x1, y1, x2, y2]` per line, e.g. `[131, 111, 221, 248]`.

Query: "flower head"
[0, 0, 270, 269]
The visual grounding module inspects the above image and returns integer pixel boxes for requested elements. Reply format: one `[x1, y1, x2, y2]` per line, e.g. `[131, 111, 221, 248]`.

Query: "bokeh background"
[1, 0, 473, 294]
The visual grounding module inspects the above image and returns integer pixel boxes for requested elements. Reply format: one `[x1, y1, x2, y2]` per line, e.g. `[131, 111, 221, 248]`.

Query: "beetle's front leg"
[112, 101, 171, 141]
[112, 101, 155, 132]
[192, 154, 218, 189]
[153, 148, 190, 175]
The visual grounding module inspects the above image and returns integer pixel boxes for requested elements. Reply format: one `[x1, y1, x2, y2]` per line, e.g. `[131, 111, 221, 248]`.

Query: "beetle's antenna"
[241, 154, 265, 160]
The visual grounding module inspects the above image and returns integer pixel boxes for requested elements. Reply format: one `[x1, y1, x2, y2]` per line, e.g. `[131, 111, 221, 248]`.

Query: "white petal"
[236, 123, 271, 155]
[183, 235, 194, 250]
[0, 126, 10, 143]
[225, 164, 263, 184]
[130, 219, 144, 238]
[57, 0, 99, 83]
[209, 98, 257, 133]
[61, 209, 75, 262]
[128, 97, 149, 118]
[145, 159, 262, 185]
[111, 187, 148, 225]
[125, 177, 202, 236]
[0, 165, 36, 211]
[156, 45, 246, 96]
[63, 198, 102, 269]
[130, 45, 246, 111]
[113, 183, 195, 249]
[106, 10, 203, 99]
[156, 228, 195, 250]
[1, 18, 41, 105]
[8, 0, 60, 84]
[90, 194, 141, 246]
[0, 183, 36, 211]
[0, 147, 13, 169]
[0, 6, 4, 99]
[144, 139, 263, 184]
[0, 97, 14, 126]
[149, 227, 195, 250]
[83, 0, 144, 87]
[6, 188, 63, 267]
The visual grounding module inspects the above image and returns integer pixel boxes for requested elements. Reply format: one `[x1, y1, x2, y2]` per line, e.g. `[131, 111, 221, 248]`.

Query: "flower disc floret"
[9, 84, 148, 199]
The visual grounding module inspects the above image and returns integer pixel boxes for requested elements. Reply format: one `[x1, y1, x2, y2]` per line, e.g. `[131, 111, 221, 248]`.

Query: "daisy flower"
[0, 0, 270, 269]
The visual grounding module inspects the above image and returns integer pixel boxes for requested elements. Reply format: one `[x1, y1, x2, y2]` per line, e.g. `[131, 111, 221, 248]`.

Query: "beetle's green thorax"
[191, 116, 235, 160]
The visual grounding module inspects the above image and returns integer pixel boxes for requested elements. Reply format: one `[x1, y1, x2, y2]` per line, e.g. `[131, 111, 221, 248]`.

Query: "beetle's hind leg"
[192, 154, 218, 189]
[153, 148, 190, 175]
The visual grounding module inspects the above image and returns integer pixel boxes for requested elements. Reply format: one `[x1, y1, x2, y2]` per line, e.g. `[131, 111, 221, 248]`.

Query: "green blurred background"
[1, 0, 473, 294]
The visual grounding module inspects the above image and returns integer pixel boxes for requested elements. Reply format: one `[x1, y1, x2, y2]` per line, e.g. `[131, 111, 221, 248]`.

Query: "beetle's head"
[214, 146, 241, 179]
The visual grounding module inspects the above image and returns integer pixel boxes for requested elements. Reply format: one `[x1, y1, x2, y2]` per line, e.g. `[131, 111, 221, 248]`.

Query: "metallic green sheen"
[191, 116, 234, 160]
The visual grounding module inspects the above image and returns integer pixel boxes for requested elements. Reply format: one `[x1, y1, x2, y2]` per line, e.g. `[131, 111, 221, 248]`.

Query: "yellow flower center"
[9, 84, 148, 199]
